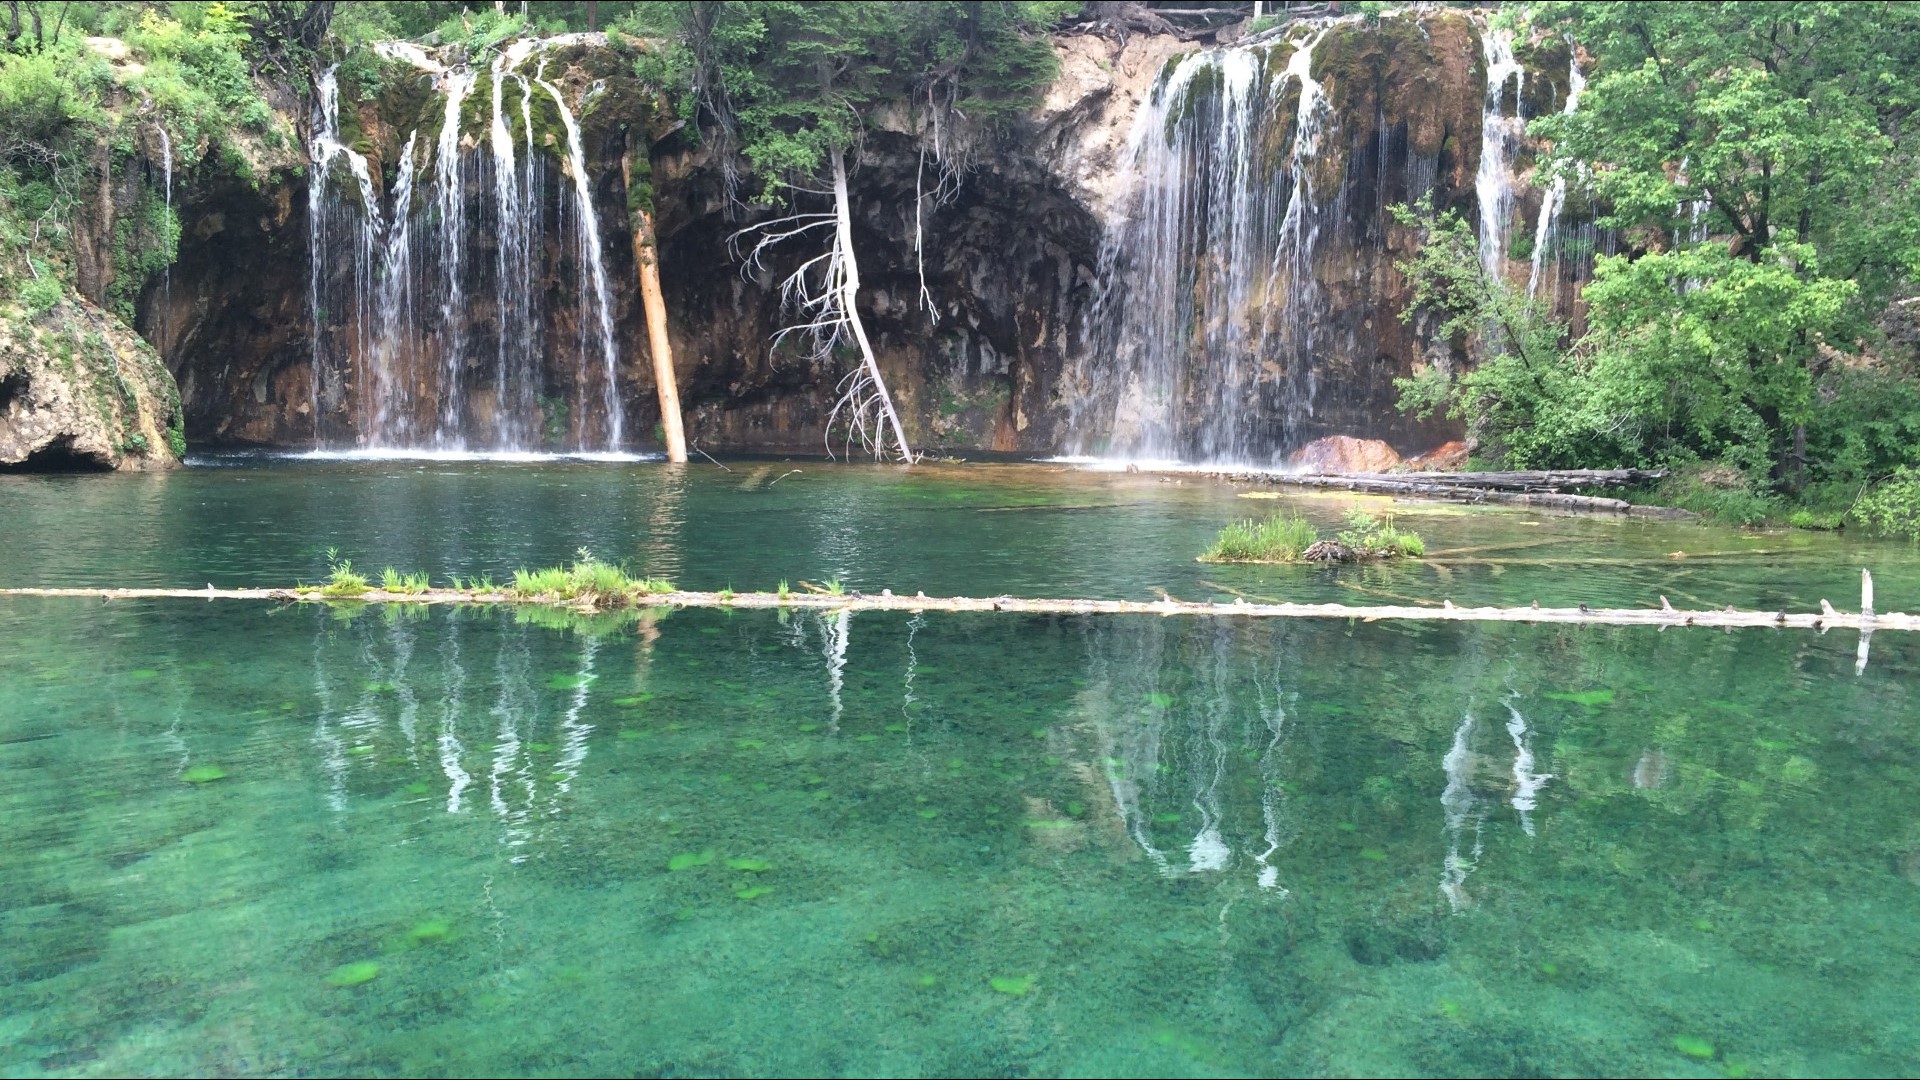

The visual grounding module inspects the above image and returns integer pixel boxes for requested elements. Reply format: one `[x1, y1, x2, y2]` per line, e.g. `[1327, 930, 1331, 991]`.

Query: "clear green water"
[3, 460, 1919, 1077]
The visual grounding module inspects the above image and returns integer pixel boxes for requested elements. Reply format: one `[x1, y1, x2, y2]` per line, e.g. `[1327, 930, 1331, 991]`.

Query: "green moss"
[989, 975, 1033, 996]
[325, 960, 381, 987]
[668, 849, 715, 871]
[1672, 1035, 1716, 1060]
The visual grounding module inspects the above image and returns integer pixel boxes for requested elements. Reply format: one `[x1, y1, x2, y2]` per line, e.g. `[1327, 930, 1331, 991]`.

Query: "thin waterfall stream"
[306, 40, 627, 454]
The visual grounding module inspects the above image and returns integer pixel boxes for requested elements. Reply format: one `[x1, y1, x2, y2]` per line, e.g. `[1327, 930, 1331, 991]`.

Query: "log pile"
[1200, 468, 1690, 517]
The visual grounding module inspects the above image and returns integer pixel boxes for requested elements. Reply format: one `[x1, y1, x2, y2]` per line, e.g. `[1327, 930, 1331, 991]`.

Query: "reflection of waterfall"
[1066, 23, 1347, 466]
[1078, 619, 1298, 887]
[439, 614, 473, 813]
[299, 609, 595, 846]
[1503, 692, 1551, 836]
[823, 611, 850, 731]
[307, 41, 627, 452]
[1438, 710, 1483, 911]
[1475, 26, 1525, 278]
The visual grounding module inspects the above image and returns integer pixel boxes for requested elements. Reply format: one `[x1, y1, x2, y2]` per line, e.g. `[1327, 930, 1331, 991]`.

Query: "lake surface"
[3, 459, 1918, 1077]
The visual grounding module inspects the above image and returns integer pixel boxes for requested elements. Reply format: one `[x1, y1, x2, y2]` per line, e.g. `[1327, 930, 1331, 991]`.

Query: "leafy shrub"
[1201, 513, 1320, 563]
[379, 567, 431, 594]
[0, 45, 108, 144]
[19, 275, 62, 315]
[1336, 508, 1425, 558]
[1852, 467, 1920, 539]
[510, 548, 672, 601]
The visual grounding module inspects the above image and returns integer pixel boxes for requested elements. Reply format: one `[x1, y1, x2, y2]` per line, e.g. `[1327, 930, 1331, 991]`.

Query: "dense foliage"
[674, 1, 1072, 196]
[1401, 1, 1920, 533]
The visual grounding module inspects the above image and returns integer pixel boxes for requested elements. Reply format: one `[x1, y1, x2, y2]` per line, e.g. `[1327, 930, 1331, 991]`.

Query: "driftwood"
[1206, 469, 1692, 517]
[2, 571, 1908, 633]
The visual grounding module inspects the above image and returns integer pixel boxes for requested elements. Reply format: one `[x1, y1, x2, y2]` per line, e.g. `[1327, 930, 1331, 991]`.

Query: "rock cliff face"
[140, 12, 1590, 460]
[0, 295, 182, 471]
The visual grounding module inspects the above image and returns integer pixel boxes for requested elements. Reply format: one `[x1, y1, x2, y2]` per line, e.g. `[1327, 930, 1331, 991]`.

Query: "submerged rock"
[1289, 436, 1403, 473]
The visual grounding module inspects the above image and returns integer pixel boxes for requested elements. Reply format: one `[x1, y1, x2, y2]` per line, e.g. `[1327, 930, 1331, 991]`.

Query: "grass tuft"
[380, 567, 431, 594]
[506, 548, 673, 603]
[321, 548, 369, 597]
[1200, 513, 1319, 563]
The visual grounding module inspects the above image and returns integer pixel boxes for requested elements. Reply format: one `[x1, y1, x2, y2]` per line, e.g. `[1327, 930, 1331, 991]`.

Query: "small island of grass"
[1200, 509, 1423, 564]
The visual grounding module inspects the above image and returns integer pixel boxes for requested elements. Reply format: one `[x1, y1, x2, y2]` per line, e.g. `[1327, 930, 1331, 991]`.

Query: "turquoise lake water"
[3, 459, 1918, 1076]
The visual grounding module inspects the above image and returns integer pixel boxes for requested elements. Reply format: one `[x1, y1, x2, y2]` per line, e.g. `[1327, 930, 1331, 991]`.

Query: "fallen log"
[2, 573, 1909, 632]
[1206, 470, 1693, 518]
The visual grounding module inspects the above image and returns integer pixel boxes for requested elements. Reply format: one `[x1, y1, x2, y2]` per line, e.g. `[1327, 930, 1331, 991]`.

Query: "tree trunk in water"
[831, 147, 912, 462]
[623, 147, 686, 463]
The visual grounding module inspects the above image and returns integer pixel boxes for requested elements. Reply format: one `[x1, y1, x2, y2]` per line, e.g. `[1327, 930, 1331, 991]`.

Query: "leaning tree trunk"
[830, 147, 912, 461]
[623, 144, 687, 463]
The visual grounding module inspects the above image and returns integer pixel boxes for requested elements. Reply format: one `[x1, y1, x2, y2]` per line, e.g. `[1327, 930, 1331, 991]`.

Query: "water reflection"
[302, 609, 609, 857]
[5, 597, 1920, 1077]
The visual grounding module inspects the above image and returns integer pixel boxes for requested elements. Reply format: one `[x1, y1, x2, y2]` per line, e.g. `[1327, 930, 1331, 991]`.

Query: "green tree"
[1531, 1, 1920, 489]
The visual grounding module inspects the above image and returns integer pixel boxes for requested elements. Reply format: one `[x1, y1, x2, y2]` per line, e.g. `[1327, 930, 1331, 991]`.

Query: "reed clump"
[508, 548, 674, 602]
[1200, 513, 1320, 563]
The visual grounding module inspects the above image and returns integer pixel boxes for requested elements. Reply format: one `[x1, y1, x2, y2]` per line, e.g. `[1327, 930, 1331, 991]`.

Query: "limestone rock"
[1, 296, 183, 471]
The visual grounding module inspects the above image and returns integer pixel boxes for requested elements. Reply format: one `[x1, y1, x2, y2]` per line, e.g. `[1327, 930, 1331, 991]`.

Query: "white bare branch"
[732, 147, 915, 463]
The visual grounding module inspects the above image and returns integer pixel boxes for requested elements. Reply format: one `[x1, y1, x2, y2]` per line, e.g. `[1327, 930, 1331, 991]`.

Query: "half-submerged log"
[1206, 469, 1689, 517]
[4, 586, 1914, 633]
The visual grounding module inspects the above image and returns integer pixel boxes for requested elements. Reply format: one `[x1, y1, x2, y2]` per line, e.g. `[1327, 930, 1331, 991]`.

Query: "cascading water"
[307, 41, 629, 454]
[1475, 25, 1526, 279]
[535, 60, 624, 451]
[431, 69, 476, 446]
[368, 133, 419, 442]
[155, 124, 172, 342]
[489, 41, 543, 449]
[1527, 48, 1585, 297]
[1065, 24, 1344, 466]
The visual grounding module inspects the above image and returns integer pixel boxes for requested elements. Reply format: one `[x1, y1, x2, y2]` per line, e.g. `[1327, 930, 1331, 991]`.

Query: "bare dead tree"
[731, 149, 914, 463]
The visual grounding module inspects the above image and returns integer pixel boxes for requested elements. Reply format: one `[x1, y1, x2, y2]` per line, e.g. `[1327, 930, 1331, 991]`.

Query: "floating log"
[2, 581, 1912, 632]
[1202, 469, 1692, 517]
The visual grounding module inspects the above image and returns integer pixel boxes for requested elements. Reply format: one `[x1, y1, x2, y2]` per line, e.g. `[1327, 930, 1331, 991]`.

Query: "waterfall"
[1475, 25, 1525, 279]
[369, 133, 420, 443]
[490, 41, 542, 449]
[1527, 48, 1585, 297]
[155, 124, 172, 343]
[309, 66, 384, 445]
[306, 40, 631, 455]
[536, 61, 624, 450]
[432, 69, 477, 447]
[1066, 23, 1342, 467]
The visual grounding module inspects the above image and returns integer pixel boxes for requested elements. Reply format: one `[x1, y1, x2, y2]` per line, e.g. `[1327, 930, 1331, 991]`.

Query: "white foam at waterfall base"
[196, 449, 665, 465]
